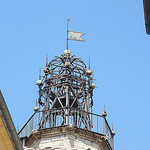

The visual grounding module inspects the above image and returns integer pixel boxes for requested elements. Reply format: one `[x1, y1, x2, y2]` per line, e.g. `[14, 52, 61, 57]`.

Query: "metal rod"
[66, 19, 70, 49]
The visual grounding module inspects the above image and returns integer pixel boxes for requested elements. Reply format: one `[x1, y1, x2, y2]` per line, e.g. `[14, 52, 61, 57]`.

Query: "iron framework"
[37, 51, 95, 130]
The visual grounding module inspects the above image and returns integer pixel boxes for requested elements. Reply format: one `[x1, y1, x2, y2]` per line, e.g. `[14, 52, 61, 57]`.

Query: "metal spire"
[39, 68, 41, 80]
[89, 56, 90, 69]
[104, 104, 106, 113]
[66, 19, 70, 49]
[46, 55, 48, 67]
[36, 99, 38, 106]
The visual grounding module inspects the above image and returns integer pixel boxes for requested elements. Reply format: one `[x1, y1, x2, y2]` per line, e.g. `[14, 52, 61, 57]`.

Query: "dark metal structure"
[19, 49, 115, 150]
[37, 49, 95, 130]
[143, 0, 150, 34]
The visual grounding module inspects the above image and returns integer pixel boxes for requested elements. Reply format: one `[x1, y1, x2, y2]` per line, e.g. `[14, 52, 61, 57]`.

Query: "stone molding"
[25, 126, 110, 150]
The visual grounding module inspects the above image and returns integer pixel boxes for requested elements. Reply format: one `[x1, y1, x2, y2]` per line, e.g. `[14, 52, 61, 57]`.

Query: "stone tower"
[18, 49, 115, 150]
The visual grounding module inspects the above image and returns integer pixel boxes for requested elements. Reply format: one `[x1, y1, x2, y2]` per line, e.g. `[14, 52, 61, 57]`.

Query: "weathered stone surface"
[24, 134, 101, 150]
[24, 126, 109, 150]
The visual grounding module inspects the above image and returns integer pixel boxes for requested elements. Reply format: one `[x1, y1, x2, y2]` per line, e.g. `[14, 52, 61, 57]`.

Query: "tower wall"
[23, 126, 110, 150]
[25, 134, 101, 150]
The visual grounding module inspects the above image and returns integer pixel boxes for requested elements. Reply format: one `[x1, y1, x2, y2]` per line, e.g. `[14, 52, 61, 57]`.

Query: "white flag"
[68, 31, 85, 42]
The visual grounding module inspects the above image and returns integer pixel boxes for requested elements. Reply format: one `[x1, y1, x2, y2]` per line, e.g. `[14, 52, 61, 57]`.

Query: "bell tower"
[36, 49, 95, 130]
[19, 49, 115, 150]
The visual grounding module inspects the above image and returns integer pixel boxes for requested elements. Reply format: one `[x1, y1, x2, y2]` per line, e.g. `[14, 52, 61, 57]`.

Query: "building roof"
[0, 90, 23, 150]
[143, 0, 150, 34]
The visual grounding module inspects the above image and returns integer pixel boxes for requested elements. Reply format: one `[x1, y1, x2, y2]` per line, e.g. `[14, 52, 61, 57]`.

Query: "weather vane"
[66, 19, 85, 49]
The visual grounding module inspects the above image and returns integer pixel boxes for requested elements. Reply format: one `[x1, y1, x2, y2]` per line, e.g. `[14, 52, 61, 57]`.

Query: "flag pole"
[66, 19, 70, 49]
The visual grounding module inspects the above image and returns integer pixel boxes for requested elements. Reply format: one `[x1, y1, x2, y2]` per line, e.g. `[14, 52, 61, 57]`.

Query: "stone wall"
[24, 134, 102, 150]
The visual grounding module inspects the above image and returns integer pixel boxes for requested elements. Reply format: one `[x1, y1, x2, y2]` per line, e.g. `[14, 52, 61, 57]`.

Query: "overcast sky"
[0, 1, 149, 150]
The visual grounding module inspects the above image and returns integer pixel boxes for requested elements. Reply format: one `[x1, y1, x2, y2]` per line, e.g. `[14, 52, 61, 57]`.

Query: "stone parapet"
[24, 126, 110, 150]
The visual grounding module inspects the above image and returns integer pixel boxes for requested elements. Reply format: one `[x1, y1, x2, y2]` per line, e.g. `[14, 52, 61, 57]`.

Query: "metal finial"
[39, 68, 41, 80]
[34, 99, 39, 112]
[102, 104, 107, 117]
[46, 55, 48, 67]
[86, 57, 93, 75]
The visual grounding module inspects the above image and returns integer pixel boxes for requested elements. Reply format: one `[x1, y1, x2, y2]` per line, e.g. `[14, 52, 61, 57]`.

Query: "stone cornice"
[25, 126, 111, 150]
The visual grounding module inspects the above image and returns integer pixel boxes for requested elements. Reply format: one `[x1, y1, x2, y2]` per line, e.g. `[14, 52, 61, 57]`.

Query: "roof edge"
[0, 90, 23, 150]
